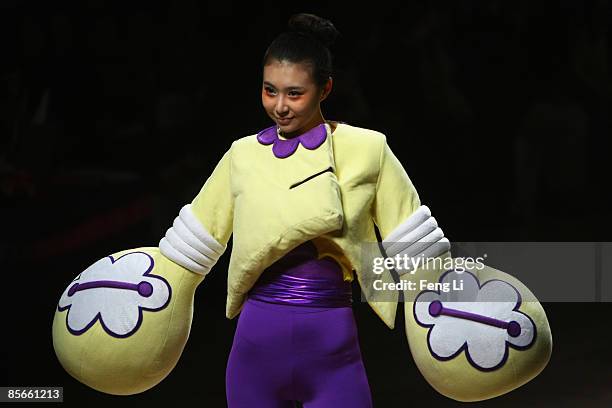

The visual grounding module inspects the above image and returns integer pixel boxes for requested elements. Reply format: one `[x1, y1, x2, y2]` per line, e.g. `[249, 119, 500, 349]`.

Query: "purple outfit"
[226, 123, 372, 407]
[225, 239, 373, 407]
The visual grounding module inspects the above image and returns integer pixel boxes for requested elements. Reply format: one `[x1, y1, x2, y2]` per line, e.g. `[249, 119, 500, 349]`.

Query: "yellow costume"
[52, 122, 551, 400]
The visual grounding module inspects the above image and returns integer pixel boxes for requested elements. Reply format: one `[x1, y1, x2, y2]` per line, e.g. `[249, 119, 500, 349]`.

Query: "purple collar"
[256, 123, 328, 159]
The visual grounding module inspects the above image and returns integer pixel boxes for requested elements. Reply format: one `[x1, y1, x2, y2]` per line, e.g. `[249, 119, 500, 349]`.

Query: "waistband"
[248, 241, 353, 308]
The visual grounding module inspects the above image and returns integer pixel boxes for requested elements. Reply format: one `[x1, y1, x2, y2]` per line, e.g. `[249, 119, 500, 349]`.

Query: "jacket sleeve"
[158, 144, 234, 276]
[372, 136, 421, 240]
[190, 145, 235, 247]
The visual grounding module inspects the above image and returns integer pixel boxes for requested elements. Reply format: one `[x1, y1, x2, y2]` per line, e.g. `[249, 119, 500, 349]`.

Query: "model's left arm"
[372, 135, 552, 403]
[372, 135, 450, 274]
[372, 136, 421, 240]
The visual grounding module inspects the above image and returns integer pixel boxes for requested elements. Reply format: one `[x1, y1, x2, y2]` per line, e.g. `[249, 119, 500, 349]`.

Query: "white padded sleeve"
[383, 216, 438, 256]
[159, 204, 226, 276]
[382, 205, 451, 275]
[384, 205, 432, 243]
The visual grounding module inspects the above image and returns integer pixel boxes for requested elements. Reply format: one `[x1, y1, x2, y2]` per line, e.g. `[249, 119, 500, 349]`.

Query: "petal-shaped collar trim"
[256, 123, 328, 159]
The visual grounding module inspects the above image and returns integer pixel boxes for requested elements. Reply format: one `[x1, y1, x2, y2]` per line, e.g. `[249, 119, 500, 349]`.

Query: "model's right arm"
[159, 144, 234, 276]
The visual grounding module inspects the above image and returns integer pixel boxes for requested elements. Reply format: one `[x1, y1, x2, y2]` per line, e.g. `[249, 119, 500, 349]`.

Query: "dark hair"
[262, 13, 340, 88]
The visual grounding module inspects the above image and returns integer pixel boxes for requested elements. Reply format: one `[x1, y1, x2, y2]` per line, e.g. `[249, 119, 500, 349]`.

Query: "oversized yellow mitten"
[52, 205, 225, 395]
[383, 206, 552, 401]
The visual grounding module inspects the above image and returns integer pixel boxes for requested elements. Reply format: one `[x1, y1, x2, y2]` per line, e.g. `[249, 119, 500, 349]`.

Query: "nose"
[274, 95, 289, 117]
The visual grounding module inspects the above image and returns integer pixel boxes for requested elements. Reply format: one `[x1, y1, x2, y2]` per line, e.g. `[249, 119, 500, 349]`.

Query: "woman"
[52, 12, 552, 406]
[224, 14, 374, 407]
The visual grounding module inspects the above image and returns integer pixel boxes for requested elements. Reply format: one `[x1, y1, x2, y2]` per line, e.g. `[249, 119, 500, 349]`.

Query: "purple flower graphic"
[414, 270, 536, 371]
[57, 251, 171, 338]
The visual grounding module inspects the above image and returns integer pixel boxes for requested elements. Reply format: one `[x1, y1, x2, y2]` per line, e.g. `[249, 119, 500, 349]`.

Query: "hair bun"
[287, 13, 339, 47]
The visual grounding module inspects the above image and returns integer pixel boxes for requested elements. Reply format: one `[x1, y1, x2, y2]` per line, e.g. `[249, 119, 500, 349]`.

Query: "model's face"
[262, 59, 331, 137]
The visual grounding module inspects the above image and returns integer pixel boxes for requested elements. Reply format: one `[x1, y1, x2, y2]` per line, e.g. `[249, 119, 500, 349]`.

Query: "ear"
[320, 77, 333, 101]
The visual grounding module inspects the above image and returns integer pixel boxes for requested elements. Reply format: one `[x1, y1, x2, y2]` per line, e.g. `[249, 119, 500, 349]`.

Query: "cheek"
[291, 98, 311, 112]
[296, 97, 318, 115]
[261, 94, 274, 110]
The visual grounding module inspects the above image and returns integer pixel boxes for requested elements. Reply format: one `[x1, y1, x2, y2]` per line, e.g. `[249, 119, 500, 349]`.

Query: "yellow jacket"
[190, 122, 420, 329]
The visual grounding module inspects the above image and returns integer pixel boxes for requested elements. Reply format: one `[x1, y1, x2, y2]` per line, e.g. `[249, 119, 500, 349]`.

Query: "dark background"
[1, 0, 611, 406]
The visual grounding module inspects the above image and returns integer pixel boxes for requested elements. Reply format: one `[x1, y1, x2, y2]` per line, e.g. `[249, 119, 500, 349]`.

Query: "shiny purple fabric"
[248, 240, 353, 307]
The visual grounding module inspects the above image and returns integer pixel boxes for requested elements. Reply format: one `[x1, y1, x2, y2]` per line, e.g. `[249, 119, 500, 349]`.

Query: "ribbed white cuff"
[382, 205, 451, 275]
[159, 204, 226, 276]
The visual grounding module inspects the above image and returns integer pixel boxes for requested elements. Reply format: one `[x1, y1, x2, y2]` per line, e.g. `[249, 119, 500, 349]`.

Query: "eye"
[264, 86, 276, 95]
[288, 91, 302, 97]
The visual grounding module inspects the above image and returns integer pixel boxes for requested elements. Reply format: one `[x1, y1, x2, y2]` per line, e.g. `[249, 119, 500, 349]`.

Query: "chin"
[277, 122, 298, 132]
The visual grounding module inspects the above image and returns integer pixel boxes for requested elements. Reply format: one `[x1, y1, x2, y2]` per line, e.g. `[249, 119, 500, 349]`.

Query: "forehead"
[263, 59, 315, 87]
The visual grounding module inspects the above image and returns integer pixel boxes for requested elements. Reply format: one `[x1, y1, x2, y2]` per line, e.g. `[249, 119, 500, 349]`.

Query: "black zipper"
[289, 166, 334, 189]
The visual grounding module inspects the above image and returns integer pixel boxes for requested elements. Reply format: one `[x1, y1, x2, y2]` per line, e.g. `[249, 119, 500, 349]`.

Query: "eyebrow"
[263, 81, 305, 91]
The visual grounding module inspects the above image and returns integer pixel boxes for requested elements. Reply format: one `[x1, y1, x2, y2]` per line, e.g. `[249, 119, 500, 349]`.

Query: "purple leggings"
[226, 298, 373, 407]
